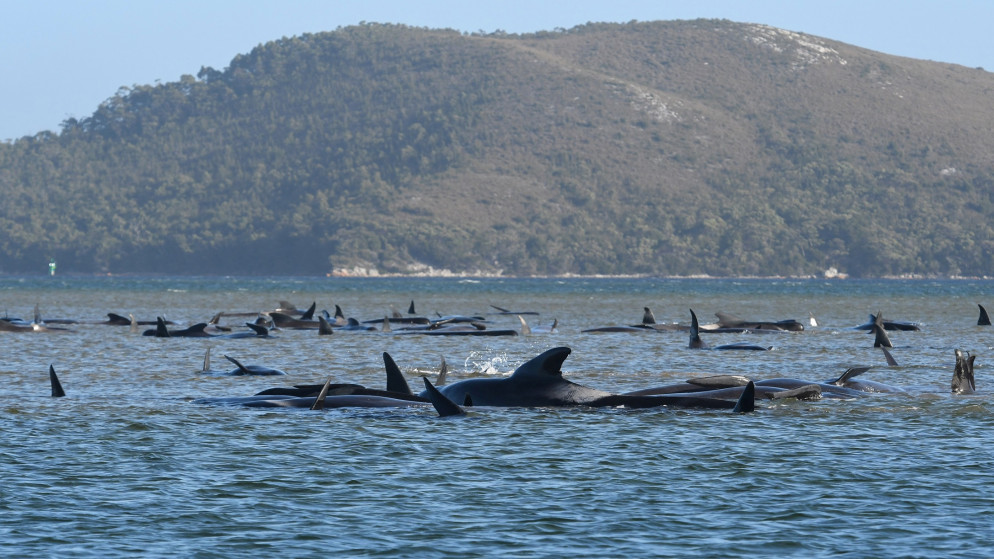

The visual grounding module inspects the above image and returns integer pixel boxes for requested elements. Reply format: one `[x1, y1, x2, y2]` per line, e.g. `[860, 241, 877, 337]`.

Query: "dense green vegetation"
[2, 20, 994, 277]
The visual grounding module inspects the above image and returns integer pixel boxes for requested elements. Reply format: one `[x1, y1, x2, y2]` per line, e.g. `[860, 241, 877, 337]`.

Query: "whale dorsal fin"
[642, 307, 656, 325]
[517, 315, 531, 335]
[715, 312, 744, 327]
[509, 347, 571, 381]
[203, 347, 212, 371]
[318, 315, 334, 335]
[732, 381, 755, 413]
[50, 364, 65, 397]
[829, 366, 873, 385]
[408, 300, 416, 314]
[689, 309, 707, 349]
[310, 377, 334, 410]
[245, 322, 268, 337]
[382, 352, 413, 395]
[155, 317, 170, 337]
[422, 377, 465, 417]
[300, 302, 316, 321]
[381, 316, 391, 333]
[979, 304, 992, 326]
[223, 355, 251, 374]
[334, 305, 346, 325]
[436, 356, 448, 386]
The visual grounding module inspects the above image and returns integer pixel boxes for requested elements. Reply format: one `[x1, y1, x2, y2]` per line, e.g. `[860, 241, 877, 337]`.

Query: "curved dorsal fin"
[509, 347, 571, 380]
[245, 322, 268, 336]
[202, 346, 212, 371]
[310, 377, 334, 410]
[381, 316, 391, 333]
[979, 304, 992, 326]
[223, 355, 250, 374]
[422, 376, 465, 417]
[382, 352, 413, 395]
[689, 309, 707, 349]
[300, 302, 316, 321]
[318, 315, 334, 336]
[732, 381, 755, 413]
[517, 315, 531, 335]
[828, 366, 873, 385]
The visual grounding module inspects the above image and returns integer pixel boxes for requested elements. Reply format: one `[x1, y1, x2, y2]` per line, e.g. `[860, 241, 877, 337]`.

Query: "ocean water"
[2, 276, 993, 557]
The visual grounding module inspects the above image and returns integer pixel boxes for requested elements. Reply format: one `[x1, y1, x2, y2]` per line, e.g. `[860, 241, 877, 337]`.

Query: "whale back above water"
[424, 346, 751, 411]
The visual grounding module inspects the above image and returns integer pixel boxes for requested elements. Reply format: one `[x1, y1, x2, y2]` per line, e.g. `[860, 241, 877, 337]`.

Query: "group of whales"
[5, 297, 942, 342]
[46, 339, 978, 417]
[24, 298, 987, 417]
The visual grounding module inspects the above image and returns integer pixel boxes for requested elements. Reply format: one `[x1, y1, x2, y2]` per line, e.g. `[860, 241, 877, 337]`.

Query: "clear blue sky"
[2, 0, 991, 141]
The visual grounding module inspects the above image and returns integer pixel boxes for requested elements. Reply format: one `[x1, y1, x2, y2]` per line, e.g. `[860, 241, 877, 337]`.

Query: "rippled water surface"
[3, 276, 994, 557]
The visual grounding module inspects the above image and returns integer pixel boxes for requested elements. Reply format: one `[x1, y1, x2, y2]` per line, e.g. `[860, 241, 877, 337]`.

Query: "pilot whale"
[689, 309, 772, 351]
[419, 346, 754, 412]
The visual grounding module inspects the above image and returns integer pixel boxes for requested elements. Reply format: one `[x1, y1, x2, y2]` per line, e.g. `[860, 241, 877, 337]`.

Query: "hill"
[2, 20, 993, 277]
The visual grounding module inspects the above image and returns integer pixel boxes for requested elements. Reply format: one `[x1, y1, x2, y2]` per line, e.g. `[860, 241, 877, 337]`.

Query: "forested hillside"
[2, 20, 993, 277]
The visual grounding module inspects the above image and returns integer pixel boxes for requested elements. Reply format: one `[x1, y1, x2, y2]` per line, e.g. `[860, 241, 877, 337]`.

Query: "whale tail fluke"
[872, 312, 892, 348]
[881, 346, 898, 367]
[952, 349, 976, 394]
[49, 364, 65, 397]
[422, 376, 465, 417]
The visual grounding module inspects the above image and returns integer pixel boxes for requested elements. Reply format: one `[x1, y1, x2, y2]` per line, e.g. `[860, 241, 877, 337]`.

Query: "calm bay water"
[2, 276, 994, 557]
